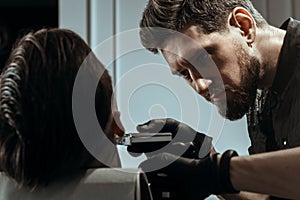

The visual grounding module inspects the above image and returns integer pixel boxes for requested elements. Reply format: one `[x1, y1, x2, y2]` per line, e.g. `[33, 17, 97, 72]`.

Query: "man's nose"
[194, 78, 212, 95]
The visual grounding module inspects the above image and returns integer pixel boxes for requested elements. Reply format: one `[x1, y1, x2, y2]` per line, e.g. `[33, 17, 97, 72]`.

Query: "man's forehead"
[162, 28, 207, 47]
[160, 37, 207, 61]
[162, 33, 196, 47]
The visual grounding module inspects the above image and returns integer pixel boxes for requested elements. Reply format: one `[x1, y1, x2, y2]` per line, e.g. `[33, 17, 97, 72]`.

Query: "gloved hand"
[127, 118, 213, 159]
[140, 150, 239, 200]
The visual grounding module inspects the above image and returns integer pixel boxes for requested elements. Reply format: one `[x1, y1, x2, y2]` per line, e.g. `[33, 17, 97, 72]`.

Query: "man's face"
[161, 26, 260, 120]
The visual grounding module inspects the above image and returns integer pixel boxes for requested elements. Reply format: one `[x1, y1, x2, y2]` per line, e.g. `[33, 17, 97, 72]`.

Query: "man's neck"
[255, 25, 286, 89]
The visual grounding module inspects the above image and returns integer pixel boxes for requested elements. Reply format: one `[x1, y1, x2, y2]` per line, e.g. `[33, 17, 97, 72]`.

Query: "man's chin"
[217, 104, 247, 121]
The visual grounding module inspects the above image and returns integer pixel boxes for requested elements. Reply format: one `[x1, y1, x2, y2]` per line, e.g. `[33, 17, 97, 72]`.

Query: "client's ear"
[112, 111, 125, 137]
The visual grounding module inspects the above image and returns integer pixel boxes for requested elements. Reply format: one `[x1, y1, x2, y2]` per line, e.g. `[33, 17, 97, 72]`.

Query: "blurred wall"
[252, 0, 300, 26]
[58, 0, 300, 166]
[58, 1, 300, 199]
[0, 0, 57, 69]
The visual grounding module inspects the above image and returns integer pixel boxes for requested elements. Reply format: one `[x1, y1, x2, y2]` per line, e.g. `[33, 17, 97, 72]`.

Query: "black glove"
[127, 118, 212, 159]
[140, 150, 239, 200]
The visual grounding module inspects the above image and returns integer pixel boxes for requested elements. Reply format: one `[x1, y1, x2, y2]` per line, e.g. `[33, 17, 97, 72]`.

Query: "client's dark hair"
[0, 28, 113, 188]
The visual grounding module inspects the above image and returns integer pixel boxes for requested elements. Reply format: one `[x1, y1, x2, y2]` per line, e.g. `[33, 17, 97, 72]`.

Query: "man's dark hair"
[0, 28, 113, 188]
[140, 0, 268, 54]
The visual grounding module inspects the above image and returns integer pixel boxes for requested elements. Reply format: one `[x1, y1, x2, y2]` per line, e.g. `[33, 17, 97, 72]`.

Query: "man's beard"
[216, 42, 260, 121]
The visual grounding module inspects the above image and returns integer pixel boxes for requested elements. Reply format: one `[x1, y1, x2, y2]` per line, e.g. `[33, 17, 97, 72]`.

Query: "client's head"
[0, 28, 119, 188]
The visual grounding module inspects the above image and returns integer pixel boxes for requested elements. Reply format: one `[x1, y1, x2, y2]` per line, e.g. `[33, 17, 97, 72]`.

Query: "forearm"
[230, 147, 300, 199]
[218, 191, 269, 200]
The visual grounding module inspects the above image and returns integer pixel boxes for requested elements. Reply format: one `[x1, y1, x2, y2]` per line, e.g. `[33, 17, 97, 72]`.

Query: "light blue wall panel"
[59, 0, 88, 42]
[90, 0, 114, 49]
[90, 0, 115, 82]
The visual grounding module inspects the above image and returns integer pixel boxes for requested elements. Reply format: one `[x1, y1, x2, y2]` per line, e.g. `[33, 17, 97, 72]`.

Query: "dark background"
[0, 0, 58, 69]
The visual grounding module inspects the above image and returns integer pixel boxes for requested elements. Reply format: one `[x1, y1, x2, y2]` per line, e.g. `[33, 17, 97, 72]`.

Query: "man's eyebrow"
[171, 68, 189, 77]
[183, 48, 208, 61]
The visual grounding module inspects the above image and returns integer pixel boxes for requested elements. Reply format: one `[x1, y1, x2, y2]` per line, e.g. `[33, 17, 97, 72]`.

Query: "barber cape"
[0, 168, 152, 200]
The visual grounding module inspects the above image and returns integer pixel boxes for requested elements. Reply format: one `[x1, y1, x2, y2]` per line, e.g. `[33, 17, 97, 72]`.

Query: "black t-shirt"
[247, 18, 300, 154]
[247, 18, 300, 200]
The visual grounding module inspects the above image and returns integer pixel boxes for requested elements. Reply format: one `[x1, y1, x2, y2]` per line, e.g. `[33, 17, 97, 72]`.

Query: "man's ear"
[228, 7, 256, 46]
